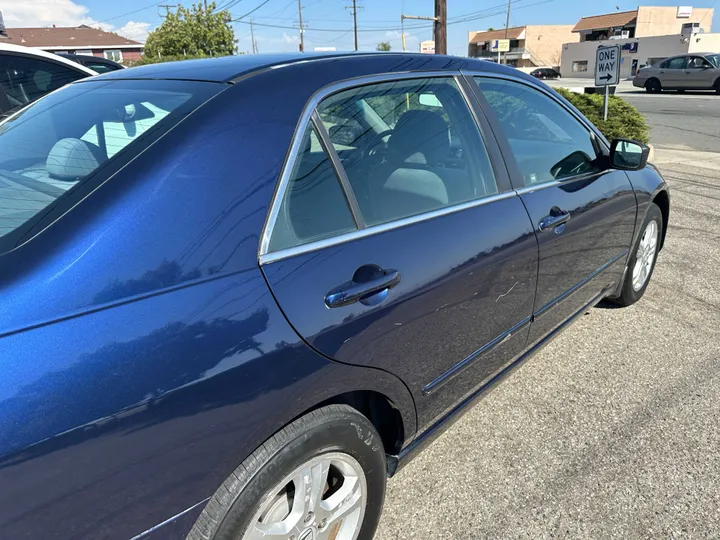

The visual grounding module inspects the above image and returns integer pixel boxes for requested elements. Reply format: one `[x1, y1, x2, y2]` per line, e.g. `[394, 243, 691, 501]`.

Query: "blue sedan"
[0, 52, 669, 540]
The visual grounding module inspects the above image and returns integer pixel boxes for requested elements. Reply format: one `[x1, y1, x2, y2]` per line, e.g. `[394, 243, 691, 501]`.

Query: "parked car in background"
[0, 42, 96, 117]
[56, 52, 125, 73]
[633, 52, 720, 93]
[0, 52, 669, 540]
[530, 67, 561, 79]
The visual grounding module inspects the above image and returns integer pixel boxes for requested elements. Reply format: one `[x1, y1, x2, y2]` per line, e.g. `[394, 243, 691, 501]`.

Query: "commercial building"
[560, 5, 716, 78]
[468, 25, 578, 68]
[2, 25, 144, 63]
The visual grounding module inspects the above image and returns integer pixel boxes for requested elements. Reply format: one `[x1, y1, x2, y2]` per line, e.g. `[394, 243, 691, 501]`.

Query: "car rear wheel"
[188, 405, 386, 540]
[715, 79, 720, 94]
[645, 78, 662, 93]
[608, 204, 663, 307]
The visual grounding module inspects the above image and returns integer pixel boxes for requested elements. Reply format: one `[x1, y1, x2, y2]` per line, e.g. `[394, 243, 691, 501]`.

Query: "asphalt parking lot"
[375, 90, 720, 539]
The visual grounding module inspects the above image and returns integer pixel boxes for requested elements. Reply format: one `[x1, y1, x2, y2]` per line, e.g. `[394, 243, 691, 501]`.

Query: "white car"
[0, 42, 96, 117]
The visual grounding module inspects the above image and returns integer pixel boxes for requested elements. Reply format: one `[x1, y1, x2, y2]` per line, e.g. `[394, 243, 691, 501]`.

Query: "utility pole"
[297, 0, 305, 52]
[250, 18, 257, 53]
[503, 0, 512, 64]
[434, 0, 446, 54]
[401, 14, 439, 52]
[158, 4, 177, 18]
[345, 0, 362, 51]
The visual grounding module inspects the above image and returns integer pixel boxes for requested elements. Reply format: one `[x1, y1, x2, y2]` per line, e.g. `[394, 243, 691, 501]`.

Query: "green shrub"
[126, 53, 226, 67]
[554, 87, 650, 144]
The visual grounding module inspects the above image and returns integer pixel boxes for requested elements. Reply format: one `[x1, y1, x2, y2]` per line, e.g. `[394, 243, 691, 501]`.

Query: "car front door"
[658, 56, 687, 88]
[472, 76, 637, 347]
[261, 74, 539, 429]
[684, 56, 715, 88]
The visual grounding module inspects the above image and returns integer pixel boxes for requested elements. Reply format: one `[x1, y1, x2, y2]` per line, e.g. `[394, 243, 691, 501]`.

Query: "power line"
[233, 0, 272, 20]
[234, 19, 431, 32]
[96, 1, 164, 23]
[232, 0, 552, 35]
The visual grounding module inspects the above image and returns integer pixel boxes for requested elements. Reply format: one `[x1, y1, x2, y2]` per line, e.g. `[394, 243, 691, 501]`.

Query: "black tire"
[609, 204, 663, 307]
[714, 79, 720, 94]
[188, 405, 386, 540]
[677, 89, 686, 94]
[645, 78, 662, 94]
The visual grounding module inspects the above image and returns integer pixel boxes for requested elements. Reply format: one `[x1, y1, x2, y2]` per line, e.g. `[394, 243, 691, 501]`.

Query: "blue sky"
[6, 0, 719, 56]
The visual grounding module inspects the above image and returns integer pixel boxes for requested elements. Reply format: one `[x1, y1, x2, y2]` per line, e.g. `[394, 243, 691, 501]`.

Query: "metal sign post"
[604, 85, 609, 121]
[595, 45, 620, 121]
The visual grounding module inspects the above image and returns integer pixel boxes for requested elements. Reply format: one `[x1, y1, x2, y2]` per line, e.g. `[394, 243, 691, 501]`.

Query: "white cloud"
[2, 0, 152, 43]
[116, 21, 151, 42]
[281, 32, 299, 45]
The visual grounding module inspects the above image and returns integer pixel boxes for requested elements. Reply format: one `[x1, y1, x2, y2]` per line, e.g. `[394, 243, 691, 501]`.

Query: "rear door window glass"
[0, 79, 219, 241]
[662, 57, 686, 69]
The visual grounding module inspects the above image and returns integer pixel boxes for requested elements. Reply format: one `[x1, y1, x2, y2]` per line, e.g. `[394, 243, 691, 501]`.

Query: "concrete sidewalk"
[651, 145, 720, 171]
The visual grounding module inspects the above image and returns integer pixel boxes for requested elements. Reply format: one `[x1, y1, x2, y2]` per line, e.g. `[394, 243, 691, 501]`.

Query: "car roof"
[0, 42, 97, 76]
[87, 52, 533, 84]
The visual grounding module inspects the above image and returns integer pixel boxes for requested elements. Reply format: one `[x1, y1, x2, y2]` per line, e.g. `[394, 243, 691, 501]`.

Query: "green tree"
[487, 27, 495, 31]
[143, 2, 237, 59]
[376, 41, 392, 51]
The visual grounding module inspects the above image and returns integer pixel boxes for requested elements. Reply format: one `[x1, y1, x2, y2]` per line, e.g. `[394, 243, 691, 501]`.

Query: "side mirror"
[328, 124, 360, 147]
[610, 138, 650, 170]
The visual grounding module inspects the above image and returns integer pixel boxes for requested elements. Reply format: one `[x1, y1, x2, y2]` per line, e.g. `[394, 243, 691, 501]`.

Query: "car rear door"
[261, 73, 539, 429]
[658, 56, 687, 88]
[470, 75, 637, 347]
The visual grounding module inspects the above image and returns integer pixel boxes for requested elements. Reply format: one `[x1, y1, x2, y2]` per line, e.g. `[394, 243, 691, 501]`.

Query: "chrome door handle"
[538, 208, 571, 232]
[325, 266, 401, 308]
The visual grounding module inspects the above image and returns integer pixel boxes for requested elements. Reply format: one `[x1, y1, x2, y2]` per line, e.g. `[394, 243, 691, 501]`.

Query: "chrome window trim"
[310, 110, 365, 229]
[259, 190, 516, 265]
[259, 70, 503, 262]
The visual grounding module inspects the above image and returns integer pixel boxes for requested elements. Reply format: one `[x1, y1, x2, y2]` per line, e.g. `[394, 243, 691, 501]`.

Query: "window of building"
[104, 50, 123, 62]
[572, 61, 588, 72]
[475, 78, 603, 187]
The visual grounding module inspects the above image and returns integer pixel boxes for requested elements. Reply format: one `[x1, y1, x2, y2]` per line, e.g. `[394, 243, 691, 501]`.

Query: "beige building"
[561, 5, 717, 78]
[573, 5, 713, 41]
[468, 25, 578, 68]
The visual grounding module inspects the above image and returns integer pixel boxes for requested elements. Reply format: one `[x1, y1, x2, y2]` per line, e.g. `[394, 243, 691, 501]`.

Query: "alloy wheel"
[632, 220, 659, 291]
[241, 452, 367, 540]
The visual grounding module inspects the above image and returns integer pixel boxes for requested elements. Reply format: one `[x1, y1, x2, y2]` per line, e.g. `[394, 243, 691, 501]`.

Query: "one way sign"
[595, 45, 620, 86]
